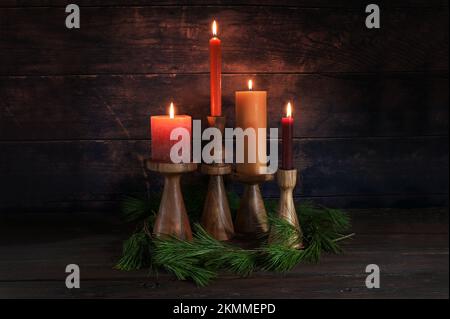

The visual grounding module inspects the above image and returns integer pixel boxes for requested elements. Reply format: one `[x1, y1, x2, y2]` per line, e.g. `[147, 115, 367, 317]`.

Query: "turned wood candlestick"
[234, 173, 274, 235]
[270, 169, 303, 248]
[146, 160, 198, 241]
[201, 164, 234, 240]
[200, 116, 234, 241]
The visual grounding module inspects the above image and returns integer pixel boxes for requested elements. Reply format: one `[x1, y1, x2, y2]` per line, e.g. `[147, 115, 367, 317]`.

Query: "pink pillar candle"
[151, 103, 192, 163]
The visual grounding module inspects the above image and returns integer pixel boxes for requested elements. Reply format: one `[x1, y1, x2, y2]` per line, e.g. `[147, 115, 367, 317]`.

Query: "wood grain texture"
[0, 136, 447, 211]
[0, 209, 447, 298]
[146, 161, 197, 240]
[201, 174, 235, 240]
[234, 174, 273, 234]
[1, 1, 449, 8]
[154, 173, 193, 240]
[1, 74, 447, 140]
[200, 164, 232, 175]
[271, 169, 302, 247]
[146, 161, 198, 173]
[0, 1, 448, 211]
[0, 6, 447, 75]
[234, 184, 268, 234]
[200, 115, 234, 240]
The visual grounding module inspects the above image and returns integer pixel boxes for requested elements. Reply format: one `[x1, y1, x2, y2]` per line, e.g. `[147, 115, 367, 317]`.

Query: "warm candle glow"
[286, 102, 292, 118]
[236, 84, 267, 175]
[212, 20, 217, 36]
[169, 102, 175, 119]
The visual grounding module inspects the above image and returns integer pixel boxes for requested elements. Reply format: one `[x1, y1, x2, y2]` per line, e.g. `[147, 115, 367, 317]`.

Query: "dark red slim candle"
[281, 103, 294, 170]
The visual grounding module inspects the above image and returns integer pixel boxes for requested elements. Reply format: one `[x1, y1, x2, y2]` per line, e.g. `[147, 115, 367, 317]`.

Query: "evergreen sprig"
[151, 225, 256, 286]
[299, 202, 351, 256]
[115, 194, 353, 286]
[121, 194, 159, 222]
[115, 230, 153, 271]
[152, 236, 217, 286]
[194, 225, 256, 277]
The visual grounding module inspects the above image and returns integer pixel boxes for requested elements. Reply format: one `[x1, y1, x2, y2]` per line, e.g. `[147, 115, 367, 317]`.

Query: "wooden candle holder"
[270, 169, 303, 248]
[200, 115, 235, 241]
[233, 173, 274, 235]
[146, 160, 198, 241]
[201, 164, 234, 240]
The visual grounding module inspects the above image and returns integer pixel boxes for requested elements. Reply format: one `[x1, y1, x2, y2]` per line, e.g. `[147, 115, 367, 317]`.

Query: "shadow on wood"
[146, 161, 198, 240]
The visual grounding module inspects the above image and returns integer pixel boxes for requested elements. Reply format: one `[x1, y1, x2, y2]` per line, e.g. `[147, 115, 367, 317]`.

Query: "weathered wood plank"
[0, 137, 447, 211]
[0, 233, 447, 281]
[0, 6, 447, 75]
[294, 194, 449, 210]
[1, 193, 447, 212]
[349, 207, 449, 234]
[0, 210, 448, 299]
[1, 272, 448, 299]
[1, 0, 449, 8]
[292, 136, 449, 197]
[1, 73, 448, 140]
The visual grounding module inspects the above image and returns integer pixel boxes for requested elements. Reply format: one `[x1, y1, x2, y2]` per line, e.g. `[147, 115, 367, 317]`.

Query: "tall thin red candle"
[209, 20, 222, 116]
[281, 102, 294, 170]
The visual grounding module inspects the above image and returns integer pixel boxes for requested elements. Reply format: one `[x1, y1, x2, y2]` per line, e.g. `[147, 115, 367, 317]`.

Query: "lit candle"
[281, 102, 294, 170]
[210, 20, 222, 116]
[150, 102, 192, 162]
[235, 80, 267, 175]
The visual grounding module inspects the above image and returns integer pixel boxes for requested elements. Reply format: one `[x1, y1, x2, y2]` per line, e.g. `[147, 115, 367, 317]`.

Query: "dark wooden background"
[0, 0, 448, 212]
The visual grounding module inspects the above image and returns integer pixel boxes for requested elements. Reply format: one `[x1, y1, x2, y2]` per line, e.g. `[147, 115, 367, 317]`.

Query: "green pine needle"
[121, 194, 159, 222]
[227, 191, 241, 212]
[266, 214, 302, 247]
[260, 244, 303, 272]
[298, 201, 351, 258]
[194, 225, 256, 277]
[151, 225, 256, 286]
[152, 235, 218, 286]
[115, 231, 153, 271]
[116, 193, 353, 286]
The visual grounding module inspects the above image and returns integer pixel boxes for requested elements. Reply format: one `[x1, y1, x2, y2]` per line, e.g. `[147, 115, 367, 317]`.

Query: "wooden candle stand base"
[270, 169, 303, 248]
[200, 164, 234, 241]
[200, 115, 234, 241]
[146, 160, 198, 241]
[234, 173, 274, 235]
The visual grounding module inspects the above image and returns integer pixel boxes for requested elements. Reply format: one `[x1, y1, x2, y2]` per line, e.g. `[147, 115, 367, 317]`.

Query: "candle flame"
[248, 79, 253, 91]
[212, 20, 217, 36]
[169, 102, 175, 119]
[286, 102, 292, 117]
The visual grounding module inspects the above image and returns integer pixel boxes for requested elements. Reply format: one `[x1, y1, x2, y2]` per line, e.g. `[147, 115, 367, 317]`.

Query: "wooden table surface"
[0, 208, 448, 299]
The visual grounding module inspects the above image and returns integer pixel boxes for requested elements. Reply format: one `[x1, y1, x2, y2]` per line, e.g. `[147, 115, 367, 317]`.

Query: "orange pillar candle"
[209, 20, 222, 116]
[151, 102, 192, 163]
[235, 80, 267, 175]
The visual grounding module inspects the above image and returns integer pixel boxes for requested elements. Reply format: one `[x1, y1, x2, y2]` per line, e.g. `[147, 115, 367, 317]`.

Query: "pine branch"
[266, 214, 302, 247]
[151, 225, 256, 286]
[227, 191, 241, 212]
[121, 194, 159, 222]
[334, 233, 356, 242]
[260, 202, 352, 271]
[116, 193, 354, 285]
[114, 231, 153, 271]
[260, 244, 304, 272]
[297, 201, 352, 260]
[194, 225, 256, 277]
[152, 235, 218, 286]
